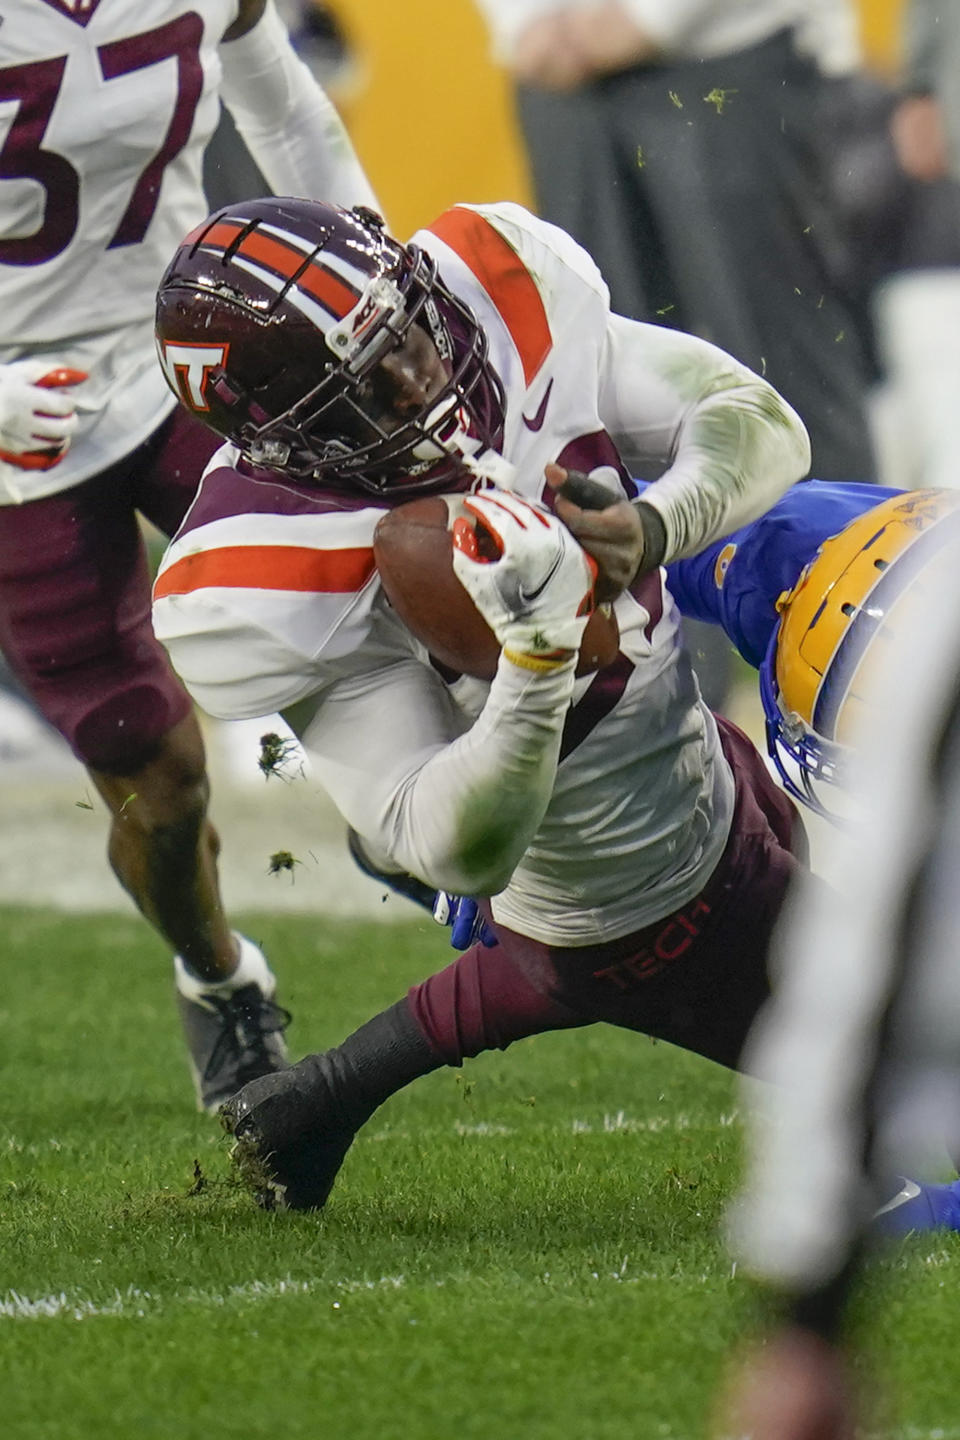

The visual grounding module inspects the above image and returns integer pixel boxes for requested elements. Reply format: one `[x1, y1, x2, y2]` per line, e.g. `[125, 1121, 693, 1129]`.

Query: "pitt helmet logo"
[158, 341, 230, 412]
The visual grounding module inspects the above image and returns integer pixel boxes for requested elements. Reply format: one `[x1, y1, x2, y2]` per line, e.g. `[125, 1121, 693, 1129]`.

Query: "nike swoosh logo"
[518, 547, 563, 605]
[874, 1178, 922, 1215]
[522, 378, 554, 432]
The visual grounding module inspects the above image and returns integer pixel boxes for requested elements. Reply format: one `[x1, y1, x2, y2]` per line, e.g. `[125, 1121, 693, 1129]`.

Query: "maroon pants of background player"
[407, 718, 810, 1073]
[0, 409, 220, 772]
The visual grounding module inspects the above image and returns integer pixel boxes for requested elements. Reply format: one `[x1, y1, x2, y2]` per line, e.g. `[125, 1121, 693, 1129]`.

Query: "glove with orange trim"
[0, 360, 88, 502]
[451, 489, 597, 671]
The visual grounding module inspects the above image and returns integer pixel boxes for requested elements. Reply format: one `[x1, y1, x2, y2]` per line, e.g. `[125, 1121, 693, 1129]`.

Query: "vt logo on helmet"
[760, 488, 960, 818]
[159, 342, 230, 411]
[154, 197, 505, 496]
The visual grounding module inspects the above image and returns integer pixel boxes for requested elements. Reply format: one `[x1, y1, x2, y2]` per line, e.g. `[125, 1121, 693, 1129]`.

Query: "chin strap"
[462, 448, 518, 490]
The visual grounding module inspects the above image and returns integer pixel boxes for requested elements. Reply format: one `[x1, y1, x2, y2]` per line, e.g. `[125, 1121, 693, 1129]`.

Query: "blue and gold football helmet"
[760, 488, 960, 816]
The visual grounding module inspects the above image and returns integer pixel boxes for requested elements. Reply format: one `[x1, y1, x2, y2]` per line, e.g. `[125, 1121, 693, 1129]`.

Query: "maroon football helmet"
[154, 197, 505, 495]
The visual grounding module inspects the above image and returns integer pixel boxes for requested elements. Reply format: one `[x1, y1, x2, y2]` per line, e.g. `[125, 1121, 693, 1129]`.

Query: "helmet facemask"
[759, 621, 849, 821]
[240, 240, 503, 495]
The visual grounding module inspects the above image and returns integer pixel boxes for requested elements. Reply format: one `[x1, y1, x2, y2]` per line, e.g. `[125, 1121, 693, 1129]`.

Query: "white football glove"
[0, 360, 88, 502]
[451, 489, 597, 670]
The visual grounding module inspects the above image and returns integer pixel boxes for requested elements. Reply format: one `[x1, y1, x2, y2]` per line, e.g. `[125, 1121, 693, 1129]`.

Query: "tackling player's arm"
[663, 479, 902, 669]
[219, 0, 382, 214]
[554, 317, 811, 595]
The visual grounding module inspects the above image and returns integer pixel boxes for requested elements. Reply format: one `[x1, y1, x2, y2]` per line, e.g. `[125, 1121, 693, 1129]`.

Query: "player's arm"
[298, 651, 573, 898]
[153, 567, 558, 898]
[558, 316, 810, 593]
[297, 493, 596, 896]
[665, 480, 903, 669]
[154, 573, 551, 899]
[219, 0, 382, 213]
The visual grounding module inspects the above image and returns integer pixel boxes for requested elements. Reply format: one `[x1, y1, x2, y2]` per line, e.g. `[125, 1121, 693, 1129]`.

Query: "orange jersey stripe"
[427, 208, 552, 385]
[154, 544, 376, 600]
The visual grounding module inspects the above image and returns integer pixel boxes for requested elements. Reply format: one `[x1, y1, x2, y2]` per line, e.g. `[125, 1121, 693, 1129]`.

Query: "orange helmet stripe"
[197, 219, 246, 253]
[198, 221, 360, 319]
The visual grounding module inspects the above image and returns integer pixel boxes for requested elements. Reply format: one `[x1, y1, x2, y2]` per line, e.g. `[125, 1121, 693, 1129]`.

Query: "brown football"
[373, 494, 619, 680]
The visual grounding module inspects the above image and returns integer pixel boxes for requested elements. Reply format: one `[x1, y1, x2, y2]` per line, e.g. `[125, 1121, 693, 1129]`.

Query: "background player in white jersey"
[149, 194, 817, 1202]
[715, 545, 960, 1440]
[0, 0, 379, 1110]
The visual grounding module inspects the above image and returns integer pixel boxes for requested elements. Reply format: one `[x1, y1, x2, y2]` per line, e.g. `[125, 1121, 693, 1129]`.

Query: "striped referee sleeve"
[728, 542, 960, 1304]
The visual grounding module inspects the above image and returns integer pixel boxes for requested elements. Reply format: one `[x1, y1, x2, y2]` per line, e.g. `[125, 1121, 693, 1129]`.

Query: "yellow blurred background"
[328, 0, 907, 240]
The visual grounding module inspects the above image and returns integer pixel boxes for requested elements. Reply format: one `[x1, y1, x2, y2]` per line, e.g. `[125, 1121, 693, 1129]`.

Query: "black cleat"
[219, 1055, 358, 1211]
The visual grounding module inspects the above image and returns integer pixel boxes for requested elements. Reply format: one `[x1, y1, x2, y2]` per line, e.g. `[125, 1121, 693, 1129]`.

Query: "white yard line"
[0, 1274, 408, 1321]
[571, 1110, 740, 1134]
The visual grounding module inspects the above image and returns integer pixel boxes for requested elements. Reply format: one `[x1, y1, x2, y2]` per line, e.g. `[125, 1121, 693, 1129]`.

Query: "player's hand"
[432, 892, 499, 950]
[511, 4, 659, 89]
[563, 3, 661, 79]
[511, 12, 591, 90]
[0, 361, 88, 503]
[890, 94, 951, 182]
[451, 488, 597, 669]
[546, 463, 646, 601]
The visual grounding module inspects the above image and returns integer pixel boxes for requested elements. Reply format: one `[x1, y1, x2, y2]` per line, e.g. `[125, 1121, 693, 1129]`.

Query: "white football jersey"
[0, 0, 238, 495]
[154, 203, 745, 942]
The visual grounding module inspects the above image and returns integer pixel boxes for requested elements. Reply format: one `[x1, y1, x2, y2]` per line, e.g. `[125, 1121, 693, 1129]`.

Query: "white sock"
[174, 933, 276, 1003]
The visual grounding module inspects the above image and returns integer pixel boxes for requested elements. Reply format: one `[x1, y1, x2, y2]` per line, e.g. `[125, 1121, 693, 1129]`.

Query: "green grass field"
[1, 905, 957, 1439]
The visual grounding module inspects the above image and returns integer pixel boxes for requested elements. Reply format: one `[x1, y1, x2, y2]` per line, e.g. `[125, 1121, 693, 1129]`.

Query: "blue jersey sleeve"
[652, 479, 903, 668]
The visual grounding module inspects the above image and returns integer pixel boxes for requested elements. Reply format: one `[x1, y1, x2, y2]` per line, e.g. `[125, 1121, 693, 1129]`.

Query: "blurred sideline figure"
[471, 0, 877, 710]
[874, 0, 960, 493]
[471, 0, 876, 484]
[719, 541, 960, 1439]
[279, 1, 359, 95]
[0, 0, 379, 1111]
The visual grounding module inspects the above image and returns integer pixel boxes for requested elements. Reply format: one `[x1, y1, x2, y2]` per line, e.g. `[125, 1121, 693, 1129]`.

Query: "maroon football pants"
[0, 409, 220, 772]
[407, 717, 812, 1074]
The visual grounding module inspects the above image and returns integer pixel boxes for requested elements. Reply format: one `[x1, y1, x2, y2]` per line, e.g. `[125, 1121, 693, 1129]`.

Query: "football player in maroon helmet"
[155, 198, 506, 497]
[0, 0, 380, 1112]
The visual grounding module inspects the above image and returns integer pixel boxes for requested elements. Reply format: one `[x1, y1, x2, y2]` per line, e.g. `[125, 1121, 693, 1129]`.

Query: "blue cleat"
[873, 1177, 960, 1237]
